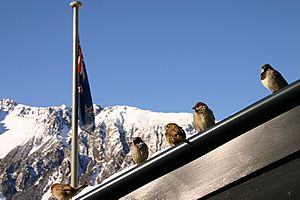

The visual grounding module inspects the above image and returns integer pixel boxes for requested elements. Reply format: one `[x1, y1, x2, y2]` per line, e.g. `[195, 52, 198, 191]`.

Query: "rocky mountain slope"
[0, 99, 196, 200]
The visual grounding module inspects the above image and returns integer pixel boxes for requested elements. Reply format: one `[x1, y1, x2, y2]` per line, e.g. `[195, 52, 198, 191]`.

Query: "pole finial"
[70, 1, 82, 8]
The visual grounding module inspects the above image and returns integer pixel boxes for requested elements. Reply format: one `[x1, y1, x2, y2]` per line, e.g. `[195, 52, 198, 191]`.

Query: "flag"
[77, 41, 95, 133]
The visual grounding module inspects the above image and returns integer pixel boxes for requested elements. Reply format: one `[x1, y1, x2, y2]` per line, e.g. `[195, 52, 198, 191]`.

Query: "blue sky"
[1, 0, 299, 120]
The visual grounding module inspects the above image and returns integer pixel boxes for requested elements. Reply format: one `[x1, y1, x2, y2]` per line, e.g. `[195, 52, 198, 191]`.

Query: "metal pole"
[70, 0, 82, 188]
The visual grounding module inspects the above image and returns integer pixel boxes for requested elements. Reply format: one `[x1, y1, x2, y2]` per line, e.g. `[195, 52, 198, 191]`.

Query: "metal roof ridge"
[77, 79, 300, 200]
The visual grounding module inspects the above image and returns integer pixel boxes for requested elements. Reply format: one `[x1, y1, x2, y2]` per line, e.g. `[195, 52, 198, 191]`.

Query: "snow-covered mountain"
[0, 99, 196, 200]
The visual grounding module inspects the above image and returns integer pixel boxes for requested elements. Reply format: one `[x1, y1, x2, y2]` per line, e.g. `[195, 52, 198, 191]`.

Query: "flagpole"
[70, 0, 82, 188]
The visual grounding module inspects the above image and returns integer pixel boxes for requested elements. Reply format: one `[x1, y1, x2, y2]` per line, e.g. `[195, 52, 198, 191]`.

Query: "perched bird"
[260, 64, 288, 93]
[165, 123, 192, 145]
[51, 183, 87, 200]
[131, 137, 149, 165]
[192, 102, 215, 133]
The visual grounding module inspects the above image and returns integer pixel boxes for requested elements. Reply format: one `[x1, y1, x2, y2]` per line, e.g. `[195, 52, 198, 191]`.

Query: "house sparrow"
[192, 102, 215, 133]
[165, 123, 192, 145]
[260, 64, 288, 93]
[51, 183, 87, 200]
[131, 137, 149, 165]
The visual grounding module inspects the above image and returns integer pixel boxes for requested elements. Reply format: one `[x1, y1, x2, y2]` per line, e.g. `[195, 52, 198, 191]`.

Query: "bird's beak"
[192, 106, 196, 110]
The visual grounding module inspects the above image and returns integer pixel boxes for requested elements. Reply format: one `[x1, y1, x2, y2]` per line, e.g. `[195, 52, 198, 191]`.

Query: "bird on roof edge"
[260, 64, 288, 93]
[131, 137, 149, 165]
[192, 102, 215, 133]
[51, 183, 88, 200]
[165, 123, 192, 145]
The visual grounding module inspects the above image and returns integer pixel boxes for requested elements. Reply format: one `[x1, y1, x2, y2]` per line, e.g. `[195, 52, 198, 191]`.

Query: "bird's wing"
[173, 131, 185, 139]
[210, 109, 216, 122]
[62, 185, 73, 191]
[62, 185, 76, 195]
[274, 70, 288, 86]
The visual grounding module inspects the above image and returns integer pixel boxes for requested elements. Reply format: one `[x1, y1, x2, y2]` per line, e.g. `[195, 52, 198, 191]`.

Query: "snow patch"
[0, 110, 37, 158]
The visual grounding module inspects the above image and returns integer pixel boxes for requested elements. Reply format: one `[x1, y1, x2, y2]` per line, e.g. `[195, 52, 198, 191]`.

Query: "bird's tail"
[183, 139, 192, 145]
[75, 183, 88, 194]
[77, 183, 88, 190]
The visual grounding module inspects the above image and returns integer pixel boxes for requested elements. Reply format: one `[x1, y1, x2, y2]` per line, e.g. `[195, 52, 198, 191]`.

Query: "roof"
[76, 80, 300, 200]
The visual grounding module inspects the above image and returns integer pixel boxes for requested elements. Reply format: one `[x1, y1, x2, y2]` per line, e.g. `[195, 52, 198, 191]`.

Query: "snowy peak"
[0, 100, 71, 158]
[0, 99, 196, 200]
[0, 99, 17, 113]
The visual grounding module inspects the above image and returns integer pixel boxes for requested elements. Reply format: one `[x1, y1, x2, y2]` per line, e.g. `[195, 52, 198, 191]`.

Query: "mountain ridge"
[0, 99, 196, 200]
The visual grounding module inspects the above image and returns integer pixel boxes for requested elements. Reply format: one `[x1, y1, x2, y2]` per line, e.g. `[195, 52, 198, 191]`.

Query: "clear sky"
[1, 0, 299, 120]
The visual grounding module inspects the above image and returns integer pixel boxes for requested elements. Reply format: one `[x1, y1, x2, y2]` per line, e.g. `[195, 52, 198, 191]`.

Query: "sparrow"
[130, 137, 149, 165]
[165, 123, 192, 145]
[260, 64, 288, 93]
[51, 183, 87, 200]
[192, 102, 215, 133]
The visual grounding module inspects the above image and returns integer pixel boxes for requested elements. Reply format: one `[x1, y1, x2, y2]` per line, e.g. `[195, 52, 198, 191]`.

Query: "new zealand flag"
[77, 42, 95, 133]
